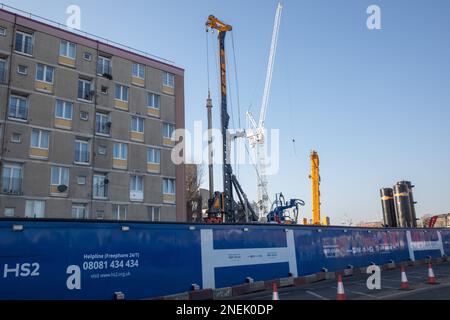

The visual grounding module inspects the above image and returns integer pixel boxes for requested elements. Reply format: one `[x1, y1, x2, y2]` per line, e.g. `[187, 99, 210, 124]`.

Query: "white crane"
[246, 2, 283, 219]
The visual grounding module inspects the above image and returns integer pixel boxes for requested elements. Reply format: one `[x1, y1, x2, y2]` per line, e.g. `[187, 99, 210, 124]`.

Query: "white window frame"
[14, 31, 33, 56]
[77, 176, 86, 185]
[97, 56, 111, 75]
[132, 63, 145, 79]
[113, 143, 127, 160]
[148, 93, 160, 109]
[30, 129, 49, 150]
[0, 27, 6, 37]
[115, 84, 129, 102]
[72, 203, 88, 219]
[163, 123, 175, 139]
[0, 58, 7, 83]
[2, 164, 22, 194]
[83, 52, 92, 61]
[35, 63, 54, 84]
[130, 175, 144, 202]
[25, 200, 45, 218]
[147, 147, 161, 164]
[17, 65, 28, 75]
[59, 40, 76, 59]
[8, 95, 28, 121]
[11, 133, 21, 143]
[163, 178, 176, 195]
[74, 139, 90, 164]
[50, 166, 69, 187]
[131, 116, 144, 133]
[77, 78, 92, 101]
[93, 174, 108, 199]
[163, 72, 174, 88]
[4, 208, 15, 217]
[98, 146, 107, 155]
[148, 206, 160, 222]
[80, 111, 89, 121]
[55, 100, 73, 120]
[112, 204, 127, 221]
[95, 113, 110, 135]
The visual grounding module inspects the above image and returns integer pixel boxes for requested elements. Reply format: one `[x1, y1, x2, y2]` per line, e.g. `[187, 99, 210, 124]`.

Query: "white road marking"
[305, 290, 330, 300]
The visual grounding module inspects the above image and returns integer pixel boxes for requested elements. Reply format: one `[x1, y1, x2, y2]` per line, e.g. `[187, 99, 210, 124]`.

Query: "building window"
[148, 93, 160, 109]
[93, 174, 108, 199]
[0, 27, 6, 37]
[17, 65, 28, 75]
[115, 84, 129, 102]
[112, 204, 127, 221]
[59, 40, 76, 59]
[83, 52, 92, 61]
[1, 164, 22, 195]
[163, 178, 176, 195]
[55, 100, 73, 120]
[163, 123, 175, 139]
[14, 31, 33, 55]
[36, 63, 54, 84]
[147, 147, 160, 164]
[4, 208, 15, 217]
[25, 200, 45, 218]
[148, 207, 160, 222]
[8, 95, 28, 121]
[31, 129, 49, 149]
[74, 139, 90, 164]
[10, 133, 21, 143]
[96, 210, 104, 220]
[72, 204, 88, 219]
[80, 111, 89, 121]
[77, 176, 86, 185]
[0, 58, 6, 83]
[98, 146, 107, 155]
[95, 113, 110, 135]
[77, 78, 93, 101]
[97, 55, 112, 75]
[163, 72, 174, 88]
[130, 175, 144, 201]
[132, 63, 145, 79]
[101, 86, 108, 94]
[113, 143, 127, 160]
[131, 116, 144, 133]
[51, 166, 69, 188]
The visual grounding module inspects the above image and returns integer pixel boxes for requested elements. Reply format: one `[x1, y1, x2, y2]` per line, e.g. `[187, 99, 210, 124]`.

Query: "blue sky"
[5, 0, 450, 224]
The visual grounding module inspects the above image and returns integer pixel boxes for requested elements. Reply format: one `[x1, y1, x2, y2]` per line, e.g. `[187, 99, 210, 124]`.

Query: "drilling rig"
[204, 15, 258, 224]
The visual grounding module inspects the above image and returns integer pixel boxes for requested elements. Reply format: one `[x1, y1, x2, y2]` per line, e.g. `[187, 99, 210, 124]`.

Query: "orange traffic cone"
[400, 265, 410, 290]
[272, 283, 279, 300]
[427, 263, 438, 285]
[336, 275, 346, 300]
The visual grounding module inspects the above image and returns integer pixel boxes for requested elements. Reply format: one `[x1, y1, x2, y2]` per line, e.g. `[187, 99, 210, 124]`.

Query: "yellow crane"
[310, 151, 321, 225]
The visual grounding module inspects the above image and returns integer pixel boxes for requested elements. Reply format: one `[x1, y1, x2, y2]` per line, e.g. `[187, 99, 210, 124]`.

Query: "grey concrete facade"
[0, 8, 185, 222]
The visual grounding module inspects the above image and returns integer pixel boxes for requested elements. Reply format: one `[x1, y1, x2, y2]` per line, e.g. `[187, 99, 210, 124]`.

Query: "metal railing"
[1, 2, 175, 65]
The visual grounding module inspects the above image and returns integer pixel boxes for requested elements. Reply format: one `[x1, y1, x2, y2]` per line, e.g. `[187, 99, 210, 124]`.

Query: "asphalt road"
[232, 262, 450, 300]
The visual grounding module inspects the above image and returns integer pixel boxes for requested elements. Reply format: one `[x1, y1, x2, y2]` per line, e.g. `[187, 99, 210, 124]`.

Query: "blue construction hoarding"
[0, 219, 448, 300]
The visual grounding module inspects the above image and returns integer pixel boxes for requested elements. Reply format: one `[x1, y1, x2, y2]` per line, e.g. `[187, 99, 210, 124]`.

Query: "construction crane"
[246, 2, 283, 219]
[309, 151, 321, 225]
[205, 15, 258, 223]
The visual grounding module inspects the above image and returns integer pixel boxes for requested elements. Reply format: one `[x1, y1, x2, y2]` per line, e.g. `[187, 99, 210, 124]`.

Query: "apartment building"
[0, 8, 186, 222]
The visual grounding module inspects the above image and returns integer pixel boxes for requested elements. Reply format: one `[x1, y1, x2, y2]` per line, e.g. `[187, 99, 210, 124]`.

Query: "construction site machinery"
[309, 150, 321, 225]
[266, 193, 305, 224]
[246, 2, 283, 218]
[204, 15, 258, 223]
